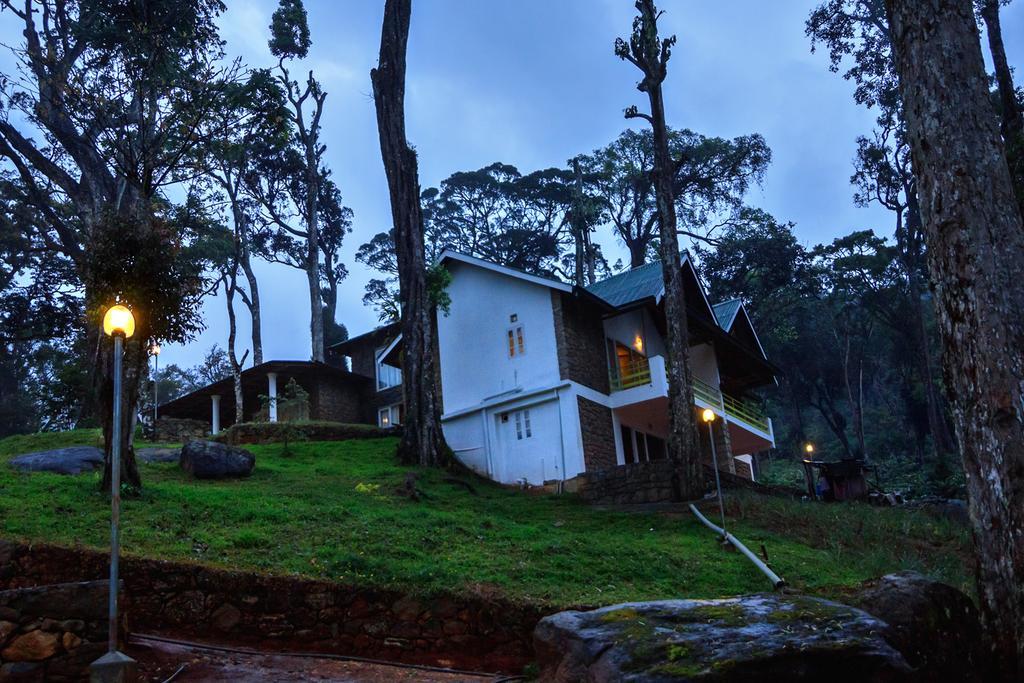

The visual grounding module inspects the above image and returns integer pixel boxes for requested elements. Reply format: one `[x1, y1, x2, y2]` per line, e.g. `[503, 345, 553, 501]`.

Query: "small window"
[507, 324, 526, 357]
[378, 404, 402, 428]
[376, 347, 402, 391]
[514, 409, 532, 440]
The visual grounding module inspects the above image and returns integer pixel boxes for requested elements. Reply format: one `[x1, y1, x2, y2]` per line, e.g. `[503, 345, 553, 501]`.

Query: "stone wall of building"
[552, 292, 610, 394]
[577, 397, 617, 472]
[0, 581, 120, 682]
[697, 415, 736, 475]
[578, 460, 685, 504]
[154, 417, 207, 442]
[0, 541, 544, 674]
[314, 377, 366, 424]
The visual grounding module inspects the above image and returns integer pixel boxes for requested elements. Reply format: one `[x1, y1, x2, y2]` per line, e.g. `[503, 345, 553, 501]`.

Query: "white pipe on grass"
[690, 503, 786, 590]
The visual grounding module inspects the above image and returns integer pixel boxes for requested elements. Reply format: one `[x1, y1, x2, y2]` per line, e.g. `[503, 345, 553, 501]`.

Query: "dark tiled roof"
[712, 299, 742, 329]
[585, 261, 664, 307]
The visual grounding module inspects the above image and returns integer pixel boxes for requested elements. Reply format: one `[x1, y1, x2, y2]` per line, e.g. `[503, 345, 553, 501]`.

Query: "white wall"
[437, 262, 561, 413]
[603, 309, 667, 359]
[690, 343, 721, 387]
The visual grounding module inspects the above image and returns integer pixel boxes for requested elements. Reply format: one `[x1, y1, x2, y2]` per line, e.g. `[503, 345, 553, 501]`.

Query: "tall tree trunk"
[371, 0, 449, 467]
[979, 0, 1024, 216]
[979, 0, 1023, 142]
[619, 0, 703, 498]
[239, 250, 263, 366]
[224, 273, 245, 424]
[626, 238, 647, 269]
[305, 135, 324, 363]
[572, 159, 586, 288]
[886, 0, 1024, 676]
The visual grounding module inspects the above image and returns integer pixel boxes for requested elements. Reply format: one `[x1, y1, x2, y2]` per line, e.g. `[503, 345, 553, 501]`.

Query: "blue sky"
[5, 1, 1023, 369]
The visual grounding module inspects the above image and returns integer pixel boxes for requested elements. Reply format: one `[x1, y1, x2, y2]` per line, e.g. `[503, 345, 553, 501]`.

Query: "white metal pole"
[708, 421, 727, 536]
[152, 352, 158, 427]
[108, 334, 123, 652]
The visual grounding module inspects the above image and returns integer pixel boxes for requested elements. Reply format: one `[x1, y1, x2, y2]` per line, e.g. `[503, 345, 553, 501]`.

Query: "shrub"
[215, 420, 396, 445]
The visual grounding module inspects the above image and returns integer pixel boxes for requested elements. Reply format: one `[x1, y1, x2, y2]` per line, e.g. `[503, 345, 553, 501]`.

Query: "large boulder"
[851, 571, 982, 681]
[179, 441, 254, 479]
[8, 447, 103, 475]
[534, 594, 912, 682]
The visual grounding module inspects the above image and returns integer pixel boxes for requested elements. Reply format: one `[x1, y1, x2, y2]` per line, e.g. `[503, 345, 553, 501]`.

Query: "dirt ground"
[128, 635, 504, 683]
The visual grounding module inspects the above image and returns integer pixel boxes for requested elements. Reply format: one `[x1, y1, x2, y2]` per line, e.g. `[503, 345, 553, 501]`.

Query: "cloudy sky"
[7, 1, 1024, 369]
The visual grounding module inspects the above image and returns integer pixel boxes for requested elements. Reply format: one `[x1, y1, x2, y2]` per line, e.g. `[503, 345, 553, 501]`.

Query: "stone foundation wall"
[0, 581, 120, 682]
[0, 541, 546, 673]
[579, 461, 795, 505]
[577, 397, 617, 472]
[154, 417, 207, 442]
[579, 460, 685, 504]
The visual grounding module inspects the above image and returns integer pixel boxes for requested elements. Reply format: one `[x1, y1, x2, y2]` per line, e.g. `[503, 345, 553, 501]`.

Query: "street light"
[148, 342, 161, 428]
[804, 442, 815, 459]
[91, 304, 138, 682]
[702, 408, 727, 537]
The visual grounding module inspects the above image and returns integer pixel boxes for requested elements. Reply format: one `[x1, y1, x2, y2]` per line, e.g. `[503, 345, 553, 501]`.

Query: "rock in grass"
[136, 447, 181, 464]
[8, 447, 103, 475]
[534, 594, 912, 682]
[851, 572, 982, 681]
[179, 441, 254, 479]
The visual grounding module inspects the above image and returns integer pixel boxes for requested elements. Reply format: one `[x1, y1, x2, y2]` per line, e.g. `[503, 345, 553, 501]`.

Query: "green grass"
[0, 429, 972, 607]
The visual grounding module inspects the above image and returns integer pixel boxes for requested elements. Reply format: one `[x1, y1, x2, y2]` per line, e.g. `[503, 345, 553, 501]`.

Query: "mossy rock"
[534, 594, 913, 681]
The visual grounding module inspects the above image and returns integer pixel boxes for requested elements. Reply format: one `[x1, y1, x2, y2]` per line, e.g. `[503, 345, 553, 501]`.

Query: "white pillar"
[267, 372, 278, 422]
[211, 394, 221, 434]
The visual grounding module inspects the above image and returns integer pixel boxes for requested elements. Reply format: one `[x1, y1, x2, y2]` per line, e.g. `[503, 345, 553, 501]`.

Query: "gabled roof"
[585, 261, 663, 307]
[328, 321, 400, 354]
[585, 257, 718, 326]
[712, 299, 742, 330]
[438, 250, 572, 293]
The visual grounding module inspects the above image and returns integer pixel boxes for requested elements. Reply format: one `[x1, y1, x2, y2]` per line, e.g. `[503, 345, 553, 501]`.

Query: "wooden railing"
[610, 361, 770, 433]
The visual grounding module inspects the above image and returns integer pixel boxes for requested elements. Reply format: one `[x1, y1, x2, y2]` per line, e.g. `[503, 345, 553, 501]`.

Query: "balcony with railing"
[609, 355, 771, 435]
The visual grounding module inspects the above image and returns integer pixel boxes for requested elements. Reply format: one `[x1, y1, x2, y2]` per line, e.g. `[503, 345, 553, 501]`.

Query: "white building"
[382, 251, 776, 486]
[164, 250, 776, 488]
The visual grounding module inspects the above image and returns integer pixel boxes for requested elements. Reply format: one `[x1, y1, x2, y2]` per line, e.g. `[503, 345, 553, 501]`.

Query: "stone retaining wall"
[0, 581, 118, 682]
[578, 460, 684, 504]
[578, 461, 794, 505]
[0, 540, 546, 673]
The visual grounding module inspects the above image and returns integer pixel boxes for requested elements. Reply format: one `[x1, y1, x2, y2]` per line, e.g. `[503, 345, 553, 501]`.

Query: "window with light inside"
[507, 324, 526, 358]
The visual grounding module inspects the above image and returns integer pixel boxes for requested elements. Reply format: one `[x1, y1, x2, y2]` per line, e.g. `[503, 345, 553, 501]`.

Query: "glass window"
[378, 404, 402, 428]
[376, 347, 402, 391]
[507, 324, 526, 357]
[513, 409, 532, 440]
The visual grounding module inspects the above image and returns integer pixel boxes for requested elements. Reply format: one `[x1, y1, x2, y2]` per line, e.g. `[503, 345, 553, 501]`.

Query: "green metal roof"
[587, 263, 740, 331]
[712, 299, 742, 329]
[585, 261, 664, 307]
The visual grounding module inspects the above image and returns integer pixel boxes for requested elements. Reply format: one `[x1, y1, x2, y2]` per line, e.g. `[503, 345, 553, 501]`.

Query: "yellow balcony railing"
[609, 357, 652, 391]
[693, 376, 770, 433]
[610, 360, 770, 432]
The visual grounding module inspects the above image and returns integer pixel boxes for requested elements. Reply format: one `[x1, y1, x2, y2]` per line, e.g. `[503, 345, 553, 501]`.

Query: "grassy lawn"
[0, 430, 972, 607]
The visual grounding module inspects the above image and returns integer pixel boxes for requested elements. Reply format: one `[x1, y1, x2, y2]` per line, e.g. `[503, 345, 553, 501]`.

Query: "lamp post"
[702, 408, 727, 538]
[802, 442, 817, 500]
[91, 304, 138, 683]
[148, 342, 160, 428]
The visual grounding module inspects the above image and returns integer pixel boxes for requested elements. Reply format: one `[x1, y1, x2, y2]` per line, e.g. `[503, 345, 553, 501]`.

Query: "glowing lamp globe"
[701, 408, 716, 423]
[805, 443, 815, 455]
[103, 305, 135, 338]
